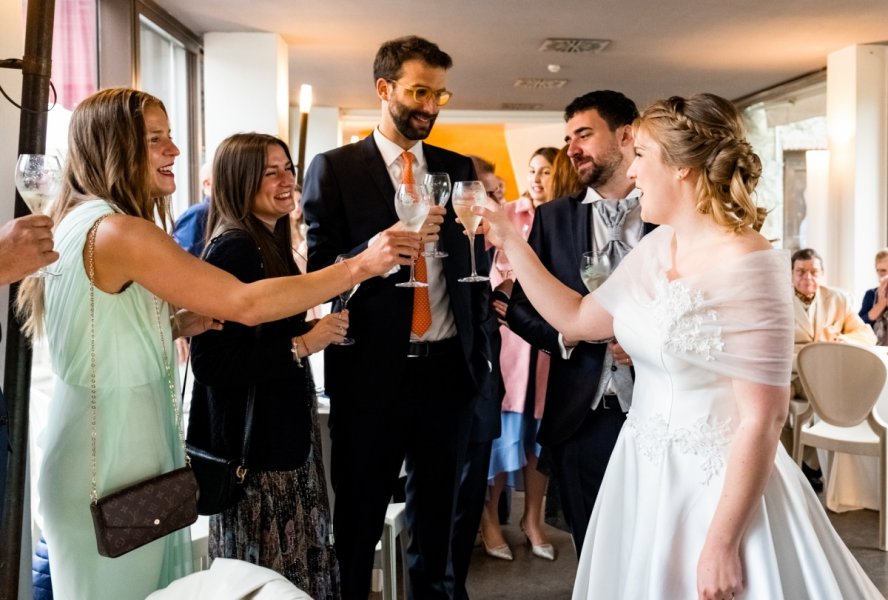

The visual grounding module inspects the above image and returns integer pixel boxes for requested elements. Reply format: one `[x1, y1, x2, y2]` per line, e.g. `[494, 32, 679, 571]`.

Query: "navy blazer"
[302, 135, 502, 442]
[860, 288, 878, 324]
[507, 191, 654, 447]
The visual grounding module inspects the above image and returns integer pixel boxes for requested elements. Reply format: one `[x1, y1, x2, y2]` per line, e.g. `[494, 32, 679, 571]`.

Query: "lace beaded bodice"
[591, 225, 793, 487]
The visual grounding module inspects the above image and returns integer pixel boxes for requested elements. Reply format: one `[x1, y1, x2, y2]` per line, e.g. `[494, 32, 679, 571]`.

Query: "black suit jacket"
[507, 191, 654, 447]
[302, 135, 501, 442]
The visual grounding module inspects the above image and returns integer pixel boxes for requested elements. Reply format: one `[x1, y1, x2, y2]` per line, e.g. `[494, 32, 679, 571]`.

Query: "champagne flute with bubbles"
[422, 172, 451, 258]
[394, 183, 431, 288]
[452, 180, 489, 283]
[14, 154, 61, 277]
[334, 254, 359, 346]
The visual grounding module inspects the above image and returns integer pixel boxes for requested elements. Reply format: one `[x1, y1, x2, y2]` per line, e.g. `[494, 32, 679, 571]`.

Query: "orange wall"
[360, 123, 520, 200]
[425, 124, 518, 200]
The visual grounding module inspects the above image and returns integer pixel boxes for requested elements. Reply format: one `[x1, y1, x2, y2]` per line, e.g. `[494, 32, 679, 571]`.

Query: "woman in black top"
[187, 133, 346, 598]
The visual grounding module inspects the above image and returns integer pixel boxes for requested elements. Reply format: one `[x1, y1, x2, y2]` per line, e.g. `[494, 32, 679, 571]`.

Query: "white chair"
[794, 342, 888, 550]
[788, 396, 810, 460]
[380, 502, 409, 600]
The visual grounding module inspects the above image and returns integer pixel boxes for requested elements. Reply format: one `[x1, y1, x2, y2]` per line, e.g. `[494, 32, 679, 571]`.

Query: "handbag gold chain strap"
[87, 215, 189, 504]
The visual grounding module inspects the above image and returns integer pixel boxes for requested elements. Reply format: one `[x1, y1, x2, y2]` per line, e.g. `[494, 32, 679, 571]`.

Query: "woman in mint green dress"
[16, 88, 420, 599]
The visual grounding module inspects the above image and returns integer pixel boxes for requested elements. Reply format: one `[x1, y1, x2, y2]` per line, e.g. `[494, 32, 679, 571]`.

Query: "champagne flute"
[452, 180, 489, 283]
[334, 254, 359, 346]
[14, 154, 62, 277]
[580, 250, 612, 292]
[581, 250, 614, 343]
[422, 172, 451, 258]
[394, 183, 431, 288]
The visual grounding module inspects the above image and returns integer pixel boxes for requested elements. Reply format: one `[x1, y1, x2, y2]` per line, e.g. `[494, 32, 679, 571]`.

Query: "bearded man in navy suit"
[303, 35, 501, 599]
[508, 90, 654, 555]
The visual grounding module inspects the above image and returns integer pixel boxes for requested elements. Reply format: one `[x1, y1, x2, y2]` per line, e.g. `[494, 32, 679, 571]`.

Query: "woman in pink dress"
[479, 147, 559, 561]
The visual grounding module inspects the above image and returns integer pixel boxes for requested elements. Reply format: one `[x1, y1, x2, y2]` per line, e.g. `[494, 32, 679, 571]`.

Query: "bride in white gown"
[476, 93, 882, 599]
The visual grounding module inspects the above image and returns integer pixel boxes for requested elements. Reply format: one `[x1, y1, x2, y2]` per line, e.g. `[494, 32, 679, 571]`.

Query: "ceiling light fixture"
[501, 102, 545, 110]
[513, 78, 568, 89]
[539, 38, 611, 54]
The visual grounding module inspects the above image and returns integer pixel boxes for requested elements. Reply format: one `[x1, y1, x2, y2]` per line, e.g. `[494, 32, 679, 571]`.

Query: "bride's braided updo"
[634, 93, 766, 232]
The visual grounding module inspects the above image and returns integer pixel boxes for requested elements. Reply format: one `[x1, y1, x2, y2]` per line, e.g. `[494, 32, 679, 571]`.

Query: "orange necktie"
[402, 152, 432, 336]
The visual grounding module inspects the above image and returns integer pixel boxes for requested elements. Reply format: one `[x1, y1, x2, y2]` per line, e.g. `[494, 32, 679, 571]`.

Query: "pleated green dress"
[40, 199, 192, 599]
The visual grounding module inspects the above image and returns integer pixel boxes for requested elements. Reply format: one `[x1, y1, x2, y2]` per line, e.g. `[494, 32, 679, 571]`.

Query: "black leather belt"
[407, 337, 460, 358]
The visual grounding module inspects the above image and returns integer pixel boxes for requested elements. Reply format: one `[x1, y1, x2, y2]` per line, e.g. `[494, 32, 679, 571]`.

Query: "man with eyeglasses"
[303, 35, 501, 600]
[790, 247, 875, 490]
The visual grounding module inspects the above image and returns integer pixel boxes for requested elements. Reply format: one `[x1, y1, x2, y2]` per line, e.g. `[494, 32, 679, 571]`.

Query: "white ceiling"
[152, 0, 888, 113]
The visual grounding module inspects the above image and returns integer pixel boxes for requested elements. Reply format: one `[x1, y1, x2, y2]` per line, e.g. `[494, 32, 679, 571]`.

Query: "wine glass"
[580, 251, 612, 292]
[334, 254, 359, 346]
[452, 181, 489, 283]
[14, 154, 62, 277]
[581, 251, 614, 343]
[394, 183, 431, 288]
[422, 172, 451, 258]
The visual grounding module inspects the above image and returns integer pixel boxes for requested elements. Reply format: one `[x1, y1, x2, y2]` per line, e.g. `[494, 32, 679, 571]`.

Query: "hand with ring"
[299, 310, 350, 352]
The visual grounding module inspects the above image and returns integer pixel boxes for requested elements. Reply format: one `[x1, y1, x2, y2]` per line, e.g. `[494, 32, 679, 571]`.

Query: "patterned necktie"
[594, 196, 639, 269]
[402, 152, 431, 336]
[592, 196, 639, 411]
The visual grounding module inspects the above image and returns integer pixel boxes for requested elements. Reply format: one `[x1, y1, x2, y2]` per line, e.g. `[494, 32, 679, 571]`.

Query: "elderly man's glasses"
[388, 80, 453, 106]
[793, 268, 823, 278]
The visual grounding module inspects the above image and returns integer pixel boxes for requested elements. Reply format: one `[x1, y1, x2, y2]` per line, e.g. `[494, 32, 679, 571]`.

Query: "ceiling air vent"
[539, 38, 611, 54]
[513, 79, 568, 90]
[501, 102, 545, 110]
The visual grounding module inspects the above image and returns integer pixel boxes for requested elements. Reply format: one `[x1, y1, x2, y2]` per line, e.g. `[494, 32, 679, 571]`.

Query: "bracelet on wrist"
[341, 259, 355, 289]
[291, 337, 304, 368]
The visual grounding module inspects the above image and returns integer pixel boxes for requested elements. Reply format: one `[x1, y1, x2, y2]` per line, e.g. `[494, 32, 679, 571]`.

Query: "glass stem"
[468, 234, 478, 276]
[409, 258, 417, 282]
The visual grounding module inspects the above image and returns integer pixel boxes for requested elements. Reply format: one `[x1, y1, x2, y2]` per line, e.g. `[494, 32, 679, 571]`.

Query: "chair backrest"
[797, 342, 887, 427]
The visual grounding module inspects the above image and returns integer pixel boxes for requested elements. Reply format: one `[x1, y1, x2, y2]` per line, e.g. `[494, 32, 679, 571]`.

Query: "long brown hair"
[205, 133, 297, 278]
[16, 87, 175, 337]
[547, 144, 583, 200]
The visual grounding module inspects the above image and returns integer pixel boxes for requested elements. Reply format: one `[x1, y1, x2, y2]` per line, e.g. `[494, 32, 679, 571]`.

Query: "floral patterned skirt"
[209, 446, 340, 599]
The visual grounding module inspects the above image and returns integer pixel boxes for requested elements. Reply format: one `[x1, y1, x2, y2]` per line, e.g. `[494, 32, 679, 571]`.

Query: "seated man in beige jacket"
[792, 248, 876, 358]
[790, 247, 876, 490]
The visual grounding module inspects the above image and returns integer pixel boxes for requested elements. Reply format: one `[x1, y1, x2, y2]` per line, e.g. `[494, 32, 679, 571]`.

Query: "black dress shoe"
[802, 463, 824, 493]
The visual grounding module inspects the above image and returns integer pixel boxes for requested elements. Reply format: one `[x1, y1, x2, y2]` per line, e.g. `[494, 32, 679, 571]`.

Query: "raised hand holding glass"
[14, 154, 61, 277]
[394, 183, 431, 288]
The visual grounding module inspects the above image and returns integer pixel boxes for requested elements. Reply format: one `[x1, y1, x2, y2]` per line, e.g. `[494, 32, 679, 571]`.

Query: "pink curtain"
[23, 0, 97, 110]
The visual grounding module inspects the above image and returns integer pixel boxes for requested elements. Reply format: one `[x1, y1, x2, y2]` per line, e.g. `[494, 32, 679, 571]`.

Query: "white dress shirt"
[373, 128, 457, 342]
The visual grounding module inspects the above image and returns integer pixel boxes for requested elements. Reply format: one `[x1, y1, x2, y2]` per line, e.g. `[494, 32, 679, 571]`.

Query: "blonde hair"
[634, 93, 766, 232]
[17, 88, 174, 337]
[876, 248, 888, 265]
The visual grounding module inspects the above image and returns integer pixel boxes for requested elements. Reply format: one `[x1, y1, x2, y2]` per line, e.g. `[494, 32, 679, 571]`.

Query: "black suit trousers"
[549, 403, 626, 555]
[331, 348, 473, 600]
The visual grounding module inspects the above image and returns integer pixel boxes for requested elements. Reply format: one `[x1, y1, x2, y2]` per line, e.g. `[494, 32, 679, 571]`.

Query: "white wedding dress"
[572, 226, 882, 599]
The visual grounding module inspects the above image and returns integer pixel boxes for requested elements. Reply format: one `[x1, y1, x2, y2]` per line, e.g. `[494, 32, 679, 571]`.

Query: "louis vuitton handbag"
[86, 216, 198, 558]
